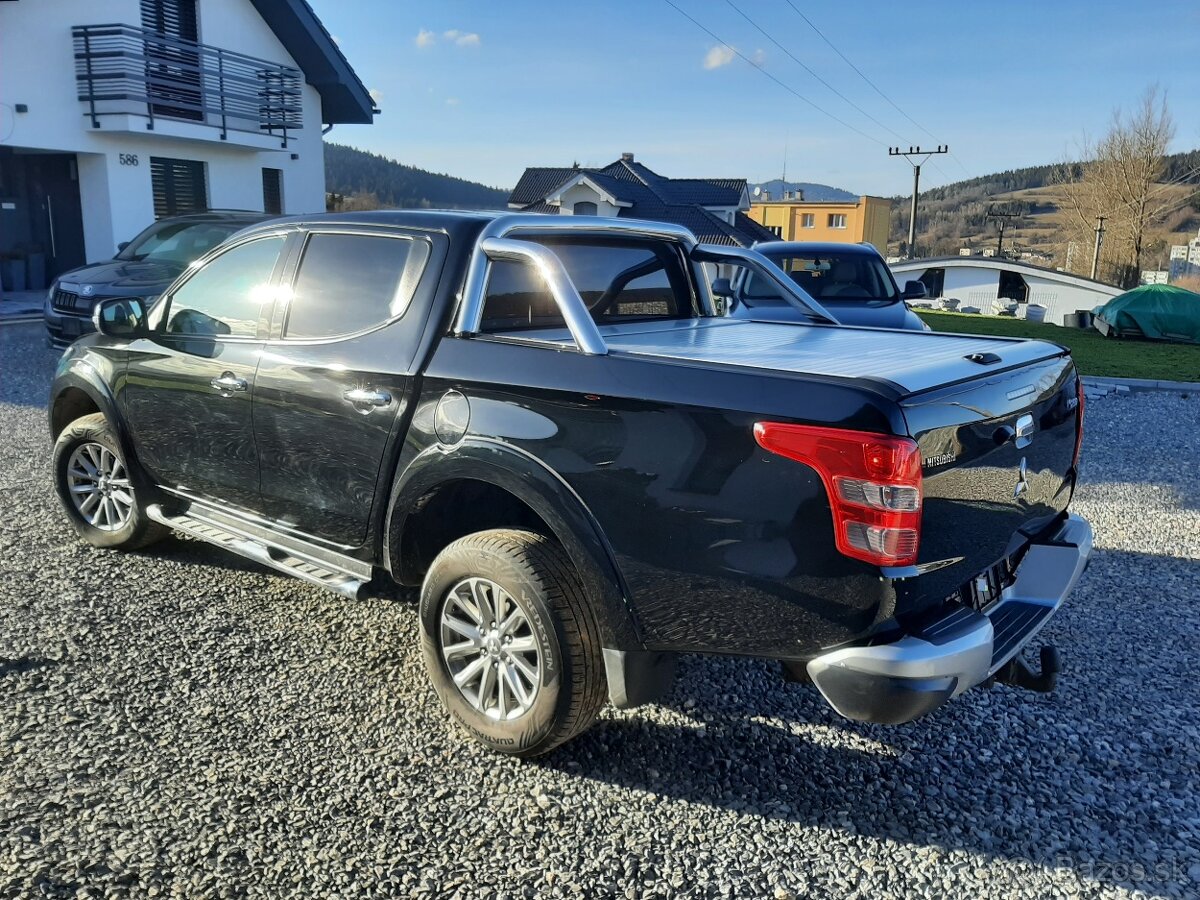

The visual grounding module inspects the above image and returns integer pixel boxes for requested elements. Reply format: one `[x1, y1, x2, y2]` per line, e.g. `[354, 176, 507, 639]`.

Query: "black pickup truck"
[48, 211, 1092, 756]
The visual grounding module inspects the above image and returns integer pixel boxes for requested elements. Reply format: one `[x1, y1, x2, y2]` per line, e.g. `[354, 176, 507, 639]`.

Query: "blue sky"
[313, 0, 1200, 196]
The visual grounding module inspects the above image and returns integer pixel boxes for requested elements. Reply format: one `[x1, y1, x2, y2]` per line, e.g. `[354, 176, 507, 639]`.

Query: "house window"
[573, 201, 598, 216]
[141, 0, 198, 40]
[150, 156, 208, 218]
[262, 168, 283, 215]
[141, 0, 202, 122]
[801, 213, 815, 228]
[767, 226, 783, 238]
[828, 213, 847, 229]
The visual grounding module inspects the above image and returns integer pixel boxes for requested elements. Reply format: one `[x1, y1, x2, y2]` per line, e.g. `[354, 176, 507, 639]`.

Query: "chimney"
[621, 152, 635, 162]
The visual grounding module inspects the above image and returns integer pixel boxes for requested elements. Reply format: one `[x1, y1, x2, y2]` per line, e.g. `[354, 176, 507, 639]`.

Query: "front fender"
[385, 436, 644, 651]
[49, 349, 158, 499]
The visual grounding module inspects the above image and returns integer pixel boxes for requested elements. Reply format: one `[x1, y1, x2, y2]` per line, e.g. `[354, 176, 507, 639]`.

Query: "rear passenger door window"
[283, 232, 430, 339]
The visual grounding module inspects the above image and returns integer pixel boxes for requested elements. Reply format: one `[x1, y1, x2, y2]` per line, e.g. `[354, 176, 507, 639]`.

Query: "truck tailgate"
[898, 354, 1081, 613]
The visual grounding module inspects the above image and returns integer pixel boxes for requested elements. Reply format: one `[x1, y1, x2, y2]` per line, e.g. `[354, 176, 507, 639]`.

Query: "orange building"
[748, 196, 892, 251]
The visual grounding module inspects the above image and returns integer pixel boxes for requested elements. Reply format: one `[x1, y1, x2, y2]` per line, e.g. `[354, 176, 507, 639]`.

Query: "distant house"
[746, 195, 891, 251]
[1168, 228, 1200, 282]
[890, 256, 1122, 325]
[507, 153, 776, 247]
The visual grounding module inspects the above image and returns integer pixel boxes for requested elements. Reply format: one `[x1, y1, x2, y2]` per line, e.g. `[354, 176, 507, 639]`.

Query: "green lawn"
[916, 311, 1200, 381]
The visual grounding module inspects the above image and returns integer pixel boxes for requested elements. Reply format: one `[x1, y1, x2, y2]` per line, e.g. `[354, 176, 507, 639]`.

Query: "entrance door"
[0, 150, 86, 285]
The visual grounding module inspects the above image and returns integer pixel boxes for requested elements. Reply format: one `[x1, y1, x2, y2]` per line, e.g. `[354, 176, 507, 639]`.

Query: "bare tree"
[1053, 87, 1185, 287]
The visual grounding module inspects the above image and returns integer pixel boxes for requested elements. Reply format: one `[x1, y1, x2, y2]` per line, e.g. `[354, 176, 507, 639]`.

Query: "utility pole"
[1090, 216, 1107, 280]
[986, 205, 1020, 258]
[889, 145, 949, 258]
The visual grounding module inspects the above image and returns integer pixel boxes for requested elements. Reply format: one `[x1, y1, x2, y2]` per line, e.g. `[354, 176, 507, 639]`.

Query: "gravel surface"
[2, 322, 1198, 899]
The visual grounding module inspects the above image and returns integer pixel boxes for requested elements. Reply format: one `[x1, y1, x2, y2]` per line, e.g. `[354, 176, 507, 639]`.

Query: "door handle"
[210, 373, 248, 393]
[343, 387, 392, 409]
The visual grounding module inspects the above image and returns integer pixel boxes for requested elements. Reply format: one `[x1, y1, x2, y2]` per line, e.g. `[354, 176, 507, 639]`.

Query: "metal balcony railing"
[72, 23, 303, 147]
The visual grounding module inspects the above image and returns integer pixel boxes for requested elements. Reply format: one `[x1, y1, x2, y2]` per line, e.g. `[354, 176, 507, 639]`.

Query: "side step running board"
[146, 503, 371, 600]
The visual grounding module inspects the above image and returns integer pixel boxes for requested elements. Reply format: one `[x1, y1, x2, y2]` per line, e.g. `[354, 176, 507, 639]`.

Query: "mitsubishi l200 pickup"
[48, 211, 1092, 756]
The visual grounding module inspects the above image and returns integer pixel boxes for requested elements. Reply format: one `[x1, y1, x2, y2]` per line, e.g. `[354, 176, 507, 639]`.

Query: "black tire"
[419, 529, 606, 757]
[52, 413, 167, 551]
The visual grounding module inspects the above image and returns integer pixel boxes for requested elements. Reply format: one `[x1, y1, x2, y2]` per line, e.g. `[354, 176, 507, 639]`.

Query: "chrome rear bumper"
[807, 513, 1093, 725]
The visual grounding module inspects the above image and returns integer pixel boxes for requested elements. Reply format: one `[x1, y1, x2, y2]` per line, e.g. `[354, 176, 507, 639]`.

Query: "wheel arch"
[49, 367, 157, 497]
[385, 438, 643, 651]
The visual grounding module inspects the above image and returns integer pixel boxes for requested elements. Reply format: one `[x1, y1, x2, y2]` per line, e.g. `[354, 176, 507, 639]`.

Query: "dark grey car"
[722, 241, 931, 330]
[44, 210, 274, 348]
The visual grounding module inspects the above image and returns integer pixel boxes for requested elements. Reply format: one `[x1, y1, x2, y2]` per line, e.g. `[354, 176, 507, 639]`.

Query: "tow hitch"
[993, 645, 1062, 693]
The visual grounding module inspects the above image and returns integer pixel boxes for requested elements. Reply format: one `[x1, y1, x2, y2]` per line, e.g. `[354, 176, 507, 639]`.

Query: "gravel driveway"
[2, 322, 1198, 899]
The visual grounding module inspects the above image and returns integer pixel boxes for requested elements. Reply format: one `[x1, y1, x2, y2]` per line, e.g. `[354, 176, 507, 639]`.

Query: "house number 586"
[119, 154, 139, 166]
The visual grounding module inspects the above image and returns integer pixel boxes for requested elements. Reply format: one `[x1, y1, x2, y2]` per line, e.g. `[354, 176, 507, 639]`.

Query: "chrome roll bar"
[473, 237, 608, 355]
[454, 214, 701, 356]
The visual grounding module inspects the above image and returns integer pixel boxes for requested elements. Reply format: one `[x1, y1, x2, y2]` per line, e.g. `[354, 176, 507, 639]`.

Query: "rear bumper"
[807, 513, 1093, 725]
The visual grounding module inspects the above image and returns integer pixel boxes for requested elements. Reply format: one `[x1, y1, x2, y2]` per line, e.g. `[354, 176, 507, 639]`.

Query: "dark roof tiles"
[508, 157, 762, 246]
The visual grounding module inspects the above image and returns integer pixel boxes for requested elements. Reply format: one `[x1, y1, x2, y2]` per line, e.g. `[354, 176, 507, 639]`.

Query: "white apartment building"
[1168, 228, 1200, 283]
[0, 0, 375, 289]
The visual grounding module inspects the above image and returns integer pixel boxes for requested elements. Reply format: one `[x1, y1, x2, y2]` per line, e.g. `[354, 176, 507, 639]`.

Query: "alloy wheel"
[439, 577, 542, 720]
[66, 442, 134, 532]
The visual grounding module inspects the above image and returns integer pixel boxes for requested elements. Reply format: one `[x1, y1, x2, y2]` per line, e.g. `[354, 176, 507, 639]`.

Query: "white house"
[1168, 228, 1200, 283]
[890, 256, 1122, 325]
[0, 0, 375, 288]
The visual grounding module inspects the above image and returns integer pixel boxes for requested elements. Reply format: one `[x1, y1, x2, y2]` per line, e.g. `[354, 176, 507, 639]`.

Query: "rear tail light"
[753, 422, 923, 567]
[1072, 377, 1085, 469]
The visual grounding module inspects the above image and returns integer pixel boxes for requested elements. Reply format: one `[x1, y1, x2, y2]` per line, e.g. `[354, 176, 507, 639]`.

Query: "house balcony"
[72, 23, 304, 150]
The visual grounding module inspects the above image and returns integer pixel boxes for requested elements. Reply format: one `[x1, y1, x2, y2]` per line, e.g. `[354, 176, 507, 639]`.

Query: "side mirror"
[710, 277, 734, 297]
[901, 280, 928, 300]
[117, 241, 130, 252]
[93, 297, 146, 339]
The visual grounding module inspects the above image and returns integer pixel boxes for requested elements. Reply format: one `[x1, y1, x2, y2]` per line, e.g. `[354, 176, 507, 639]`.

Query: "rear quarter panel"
[413, 336, 908, 658]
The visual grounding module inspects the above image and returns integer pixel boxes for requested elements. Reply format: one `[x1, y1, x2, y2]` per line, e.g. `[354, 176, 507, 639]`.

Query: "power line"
[780, 0, 932, 141]
[721, 0, 903, 142]
[779, 0, 973, 178]
[660, 0, 885, 147]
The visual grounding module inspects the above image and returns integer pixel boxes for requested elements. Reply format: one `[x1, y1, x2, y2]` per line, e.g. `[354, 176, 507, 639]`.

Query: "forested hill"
[323, 143, 508, 210]
[916, 149, 1200, 204]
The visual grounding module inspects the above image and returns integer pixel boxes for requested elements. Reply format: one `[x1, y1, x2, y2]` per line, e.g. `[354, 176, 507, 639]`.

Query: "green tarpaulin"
[1095, 283, 1200, 344]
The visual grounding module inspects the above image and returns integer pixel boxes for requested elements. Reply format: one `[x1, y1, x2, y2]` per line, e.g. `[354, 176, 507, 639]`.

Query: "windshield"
[116, 220, 247, 265]
[744, 251, 899, 305]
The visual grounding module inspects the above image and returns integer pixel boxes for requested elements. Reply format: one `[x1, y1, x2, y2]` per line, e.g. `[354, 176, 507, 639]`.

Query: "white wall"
[556, 182, 622, 217]
[894, 262, 1122, 325]
[941, 267, 1000, 309]
[0, 0, 330, 261]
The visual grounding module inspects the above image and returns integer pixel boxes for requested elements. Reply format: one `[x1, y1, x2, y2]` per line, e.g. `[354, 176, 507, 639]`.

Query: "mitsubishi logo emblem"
[1014, 457, 1029, 499]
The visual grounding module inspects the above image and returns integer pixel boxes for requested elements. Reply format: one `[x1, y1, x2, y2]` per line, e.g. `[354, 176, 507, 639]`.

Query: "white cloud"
[369, 88, 383, 106]
[443, 29, 460, 40]
[445, 97, 460, 106]
[447, 30, 480, 47]
[703, 45, 736, 70]
[750, 48, 766, 67]
[415, 28, 436, 48]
